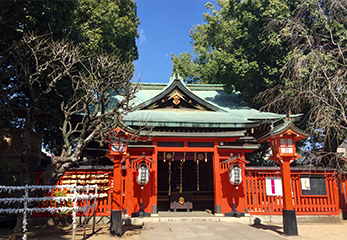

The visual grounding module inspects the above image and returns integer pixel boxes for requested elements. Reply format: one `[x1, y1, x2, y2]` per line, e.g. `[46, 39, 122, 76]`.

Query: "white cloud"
[138, 29, 147, 45]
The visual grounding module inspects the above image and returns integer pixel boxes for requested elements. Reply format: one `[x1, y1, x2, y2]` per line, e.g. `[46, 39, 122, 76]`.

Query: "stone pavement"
[140, 221, 286, 240]
[1, 211, 346, 239]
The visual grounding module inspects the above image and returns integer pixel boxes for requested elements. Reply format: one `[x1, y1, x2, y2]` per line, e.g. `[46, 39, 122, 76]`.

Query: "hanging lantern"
[136, 163, 150, 186]
[229, 163, 242, 186]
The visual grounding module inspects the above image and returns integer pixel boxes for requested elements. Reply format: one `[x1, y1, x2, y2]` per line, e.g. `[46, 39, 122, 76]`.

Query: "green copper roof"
[257, 119, 309, 142]
[116, 75, 285, 129]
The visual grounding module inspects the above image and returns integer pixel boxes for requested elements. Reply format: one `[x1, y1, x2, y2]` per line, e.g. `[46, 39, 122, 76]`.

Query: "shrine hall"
[105, 74, 307, 218]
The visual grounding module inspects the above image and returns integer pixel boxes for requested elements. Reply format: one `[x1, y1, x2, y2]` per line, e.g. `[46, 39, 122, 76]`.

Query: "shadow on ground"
[0, 226, 72, 240]
[0, 224, 143, 240]
[250, 223, 284, 236]
[122, 225, 142, 236]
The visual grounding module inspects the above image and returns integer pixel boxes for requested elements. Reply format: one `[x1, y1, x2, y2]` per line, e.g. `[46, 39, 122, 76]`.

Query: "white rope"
[0, 184, 98, 240]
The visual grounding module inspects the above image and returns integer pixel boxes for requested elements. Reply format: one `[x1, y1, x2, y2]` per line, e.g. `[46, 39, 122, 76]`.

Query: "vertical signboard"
[265, 178, 283, 196]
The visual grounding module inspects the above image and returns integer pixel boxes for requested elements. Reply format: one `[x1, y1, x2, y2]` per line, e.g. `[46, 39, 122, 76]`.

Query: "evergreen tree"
[172, 0, 297, 105]
[259, 0, 347, 168]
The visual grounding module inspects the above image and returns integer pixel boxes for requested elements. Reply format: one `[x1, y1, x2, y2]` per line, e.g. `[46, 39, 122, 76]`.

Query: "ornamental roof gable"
[138, 75, 226, 112]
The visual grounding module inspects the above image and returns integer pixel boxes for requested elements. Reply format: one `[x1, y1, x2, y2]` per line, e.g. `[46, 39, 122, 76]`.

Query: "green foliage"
[0, 0, 140, 155]
[259, 0, 347, 167]
[0, 157, 17, 185]
[0, 0, 139, 60]
[172, 0, 296, 105]
[42, 189, 73, 217]
[0, 1, 77, 46]
[71, 0, 139, 62]
[248, 142, 277, 166]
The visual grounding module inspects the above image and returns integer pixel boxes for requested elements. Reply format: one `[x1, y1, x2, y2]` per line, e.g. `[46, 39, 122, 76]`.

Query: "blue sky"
[134, 0, 212, 83]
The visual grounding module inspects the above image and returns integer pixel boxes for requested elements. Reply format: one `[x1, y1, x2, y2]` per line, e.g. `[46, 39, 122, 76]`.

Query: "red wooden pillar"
[123, 154, 132, 215]
[213, 141, 223, 215]
[237, 152, 248, 214]
[279, 156, 298, 236]
[106, 145, 126, 237]
[112, 158, 123, 211]
[258, 121, 308, 236]
[280, 157, 294, 211]
[151, 141, 158, 215]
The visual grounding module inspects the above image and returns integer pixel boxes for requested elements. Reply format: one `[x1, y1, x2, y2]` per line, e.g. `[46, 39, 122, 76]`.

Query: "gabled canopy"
[117, 74, 288, 129]
[257, 118, 309, 143]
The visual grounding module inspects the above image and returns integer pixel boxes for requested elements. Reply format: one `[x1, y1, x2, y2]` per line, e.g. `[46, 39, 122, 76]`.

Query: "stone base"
[131, 209, 151, 218]
[282, 209, 298, 236]
[110, 210, 122, 236]
[249, 214, 342, 224]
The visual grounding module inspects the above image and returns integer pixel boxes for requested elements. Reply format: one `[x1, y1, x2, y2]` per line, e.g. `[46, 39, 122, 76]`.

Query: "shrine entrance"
[157, 152, 214, 212]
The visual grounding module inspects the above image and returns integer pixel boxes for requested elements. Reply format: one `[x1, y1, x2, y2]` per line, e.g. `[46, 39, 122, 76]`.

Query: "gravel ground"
[1, 221, 347, 239]
[251, 221, 347, 240]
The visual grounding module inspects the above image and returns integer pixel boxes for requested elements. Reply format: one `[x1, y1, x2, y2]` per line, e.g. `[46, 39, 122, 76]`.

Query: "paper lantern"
[136, 163, 150, 186]
[229, 164, 242, 186]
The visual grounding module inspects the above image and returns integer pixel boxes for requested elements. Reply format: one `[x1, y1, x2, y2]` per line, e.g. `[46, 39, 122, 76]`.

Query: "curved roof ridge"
[137, 76, 227, 112]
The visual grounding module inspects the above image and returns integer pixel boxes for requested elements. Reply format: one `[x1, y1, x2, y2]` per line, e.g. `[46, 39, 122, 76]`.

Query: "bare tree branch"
[258, 0, 347, 169]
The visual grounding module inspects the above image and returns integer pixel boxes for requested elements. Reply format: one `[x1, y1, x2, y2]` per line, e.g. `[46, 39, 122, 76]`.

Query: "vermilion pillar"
[258, 121, 308, 236]
[151, 141, 158, 215]
[112, 159, 123, 211]
[213, 141, 223, 215]
[280, 158, 294, 210]
[280, 157, 297, 235]
[106, 152, 124, 236]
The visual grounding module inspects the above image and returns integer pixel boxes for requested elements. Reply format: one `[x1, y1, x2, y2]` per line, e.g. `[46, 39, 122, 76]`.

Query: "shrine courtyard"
[1, 216, 346, 239]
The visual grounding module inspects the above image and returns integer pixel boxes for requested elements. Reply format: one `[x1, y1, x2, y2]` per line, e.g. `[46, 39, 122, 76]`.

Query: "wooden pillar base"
[131, 203, 151, 217]
[225, 202, 244, 217]
[283, 209, 298, 236]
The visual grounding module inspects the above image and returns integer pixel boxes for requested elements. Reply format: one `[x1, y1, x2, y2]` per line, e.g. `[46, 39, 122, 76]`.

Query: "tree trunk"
[11, 108, 38, 239]
[322, 128, 339, 168]
[10, 143, 31, 239]
[9, 215, 24, 240]
[20, 126, 32, 186]
[39, 155, 78, 185]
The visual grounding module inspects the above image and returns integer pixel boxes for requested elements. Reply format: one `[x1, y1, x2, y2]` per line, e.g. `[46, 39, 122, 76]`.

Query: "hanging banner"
[196, 160, 200, 191]
[168, 160, 172, 196]
[265, 178, 283, 196]
[179, 159, 183, 193]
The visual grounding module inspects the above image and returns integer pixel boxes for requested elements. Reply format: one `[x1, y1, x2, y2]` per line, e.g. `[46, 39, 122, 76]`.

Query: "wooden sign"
[265, 178, 283, 196]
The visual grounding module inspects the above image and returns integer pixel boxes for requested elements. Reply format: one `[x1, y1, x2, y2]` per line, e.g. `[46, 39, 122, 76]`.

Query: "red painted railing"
[56, 168, 114, 216]
[32, 167, 114, 217]
[32, 167, 347, 216]
[338, 175, 347, 213]
[244, 168, 340, 215]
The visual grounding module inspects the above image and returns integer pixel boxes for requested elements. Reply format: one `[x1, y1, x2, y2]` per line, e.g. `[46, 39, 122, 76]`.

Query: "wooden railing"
[32, 167, 114, 217]
[244, 168, 340, 215]
[338, 175, 347, 213]
[32, 166, 347, 217]
[56, 168, 114, 216]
